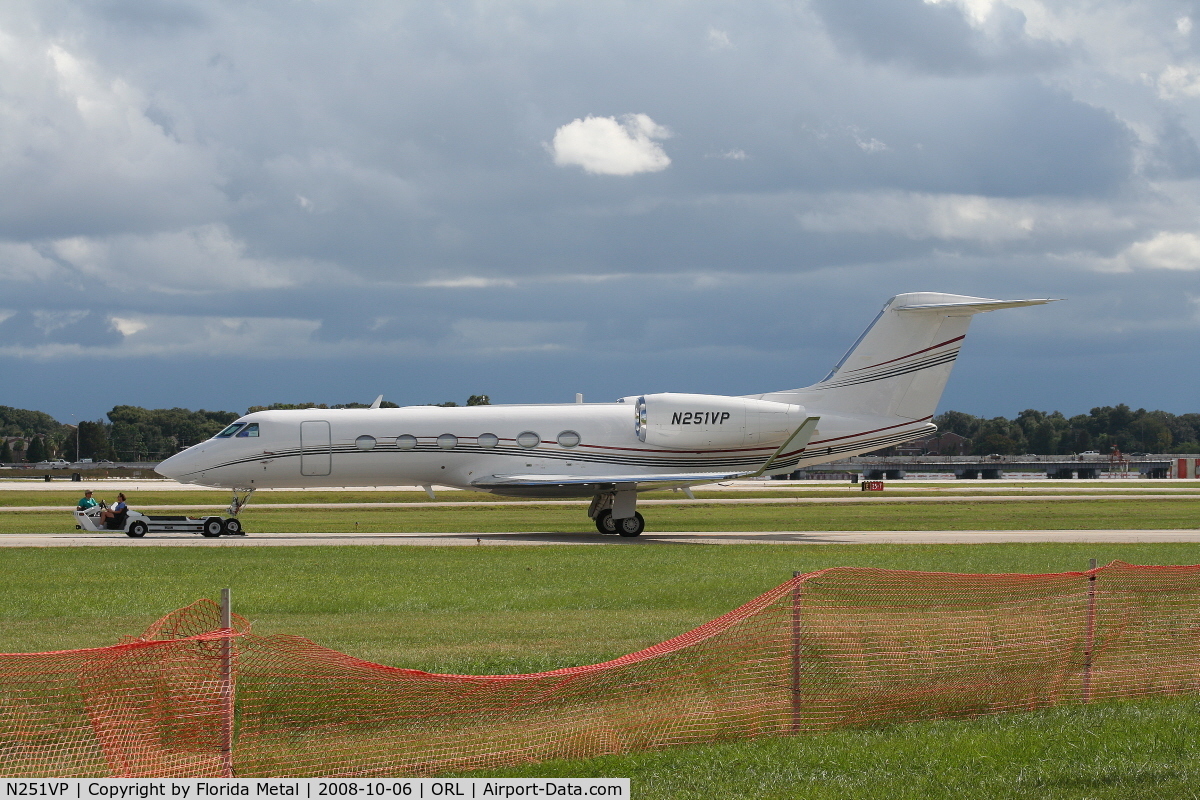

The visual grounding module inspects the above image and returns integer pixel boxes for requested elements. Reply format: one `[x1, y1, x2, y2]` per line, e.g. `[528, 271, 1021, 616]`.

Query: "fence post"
[220, 588, 234, 777]
[1082, 559, 1097, 704]
[790, 571, 803, 734]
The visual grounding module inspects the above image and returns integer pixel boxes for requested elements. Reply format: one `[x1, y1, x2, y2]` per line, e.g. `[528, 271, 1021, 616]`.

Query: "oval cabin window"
[396, 435, 417, 450]
[478, 433, 499, 448]
[557, 430, 581, 448]
[437, 433, 458, 450]
[516, 431, 540, 449]
[355, 435, 376, 451]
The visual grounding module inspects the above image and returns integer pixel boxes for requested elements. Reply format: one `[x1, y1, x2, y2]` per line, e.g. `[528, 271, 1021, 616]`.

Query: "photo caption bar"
[0, 781, 629, 800]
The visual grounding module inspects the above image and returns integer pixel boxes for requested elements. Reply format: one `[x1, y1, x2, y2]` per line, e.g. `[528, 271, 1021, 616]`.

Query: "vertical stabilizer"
[762, 293, 1056, 421]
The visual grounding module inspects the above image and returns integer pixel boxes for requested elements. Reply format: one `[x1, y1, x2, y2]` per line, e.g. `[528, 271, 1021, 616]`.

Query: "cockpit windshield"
[236, 423, 260, 437]
[215, 423, 245, 438]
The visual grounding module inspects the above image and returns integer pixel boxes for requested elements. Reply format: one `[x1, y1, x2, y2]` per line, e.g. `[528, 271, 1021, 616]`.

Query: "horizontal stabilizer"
[897, 298, 1060, 313]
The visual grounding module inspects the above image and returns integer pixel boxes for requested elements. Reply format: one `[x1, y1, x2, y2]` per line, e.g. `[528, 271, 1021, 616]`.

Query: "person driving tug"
[99, 492, 128, 529]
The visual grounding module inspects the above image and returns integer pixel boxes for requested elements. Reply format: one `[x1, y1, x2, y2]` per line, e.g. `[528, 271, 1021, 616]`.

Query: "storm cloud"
[0, 0, 1197, 421]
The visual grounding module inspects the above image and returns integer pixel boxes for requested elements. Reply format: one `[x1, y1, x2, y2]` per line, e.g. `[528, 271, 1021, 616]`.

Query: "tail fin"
[768, 292, 1056, 421]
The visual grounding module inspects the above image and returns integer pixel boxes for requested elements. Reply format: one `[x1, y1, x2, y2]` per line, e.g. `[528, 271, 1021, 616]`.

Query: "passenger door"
[300, 420, 332, 476]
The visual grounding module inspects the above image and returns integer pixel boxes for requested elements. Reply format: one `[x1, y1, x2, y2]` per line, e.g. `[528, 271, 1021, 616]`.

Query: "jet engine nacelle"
[625, 393, 806, 449]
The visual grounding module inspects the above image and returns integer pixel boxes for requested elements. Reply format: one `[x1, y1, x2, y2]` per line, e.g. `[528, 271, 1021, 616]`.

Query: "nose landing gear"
[222, 488, 254, 536]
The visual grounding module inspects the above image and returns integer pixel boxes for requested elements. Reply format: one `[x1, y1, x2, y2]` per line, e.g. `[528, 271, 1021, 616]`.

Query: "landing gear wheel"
[615, 512, 645, 537]
[594, 509, 617, 534]
[223, 518, 243, 535]
[202, 517, 224, 537]
[126, 520, 148, 538]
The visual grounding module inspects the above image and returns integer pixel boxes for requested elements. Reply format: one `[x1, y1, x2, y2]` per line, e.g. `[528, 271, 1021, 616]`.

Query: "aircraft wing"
[471, 471, 751, 496]
[473, 471, 749, 491]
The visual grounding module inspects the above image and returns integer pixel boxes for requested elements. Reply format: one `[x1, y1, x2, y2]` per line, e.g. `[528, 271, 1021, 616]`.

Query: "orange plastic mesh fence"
[0, 600, 250, 777]
[2, 562, 1198, 777]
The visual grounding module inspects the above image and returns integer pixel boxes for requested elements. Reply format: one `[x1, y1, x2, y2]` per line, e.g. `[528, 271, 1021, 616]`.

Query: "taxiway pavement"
[1, 529, 1198, 546]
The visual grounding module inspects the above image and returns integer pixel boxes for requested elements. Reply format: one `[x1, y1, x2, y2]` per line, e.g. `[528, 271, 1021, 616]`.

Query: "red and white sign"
[861, 480, 885, 492]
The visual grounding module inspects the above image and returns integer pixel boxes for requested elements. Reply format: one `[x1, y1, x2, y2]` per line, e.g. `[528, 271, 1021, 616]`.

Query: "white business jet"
[156, 292, 1054, 536]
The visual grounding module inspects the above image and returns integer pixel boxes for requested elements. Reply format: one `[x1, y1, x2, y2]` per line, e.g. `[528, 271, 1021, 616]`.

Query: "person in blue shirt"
[76, 489, 99, 511]
[100, 492, 128, 526]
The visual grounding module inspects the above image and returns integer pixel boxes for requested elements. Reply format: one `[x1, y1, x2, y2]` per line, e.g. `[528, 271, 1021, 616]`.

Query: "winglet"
[748, 416, 820, 478]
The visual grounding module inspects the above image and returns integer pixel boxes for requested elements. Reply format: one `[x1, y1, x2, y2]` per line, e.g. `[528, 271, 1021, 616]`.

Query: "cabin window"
[557, 430, 581, 448]
[477, 433, 499, 448]
[396, 434, 417, 450]
[355, 435, 376, 450]
[517, 431, 540, 448]
[437, 434, 458, 450]
[236, 423, 260, 438]
[215, 423, 245, 438]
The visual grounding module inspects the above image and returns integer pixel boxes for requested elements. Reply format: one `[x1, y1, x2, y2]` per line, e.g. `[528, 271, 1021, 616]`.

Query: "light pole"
[69, 416, 79, 464]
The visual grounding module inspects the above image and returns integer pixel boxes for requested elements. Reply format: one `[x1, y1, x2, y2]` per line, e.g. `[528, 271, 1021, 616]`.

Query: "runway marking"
[1, 530, 1198, 546]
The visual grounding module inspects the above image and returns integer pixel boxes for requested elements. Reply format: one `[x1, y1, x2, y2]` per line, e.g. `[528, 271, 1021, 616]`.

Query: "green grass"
[471, 697, 1200, 799]
[4, 544, 1200, 793]
[4, 483, 1200, 507]
[2, 543, 1199, 668]
[4, 497, 1199, 533]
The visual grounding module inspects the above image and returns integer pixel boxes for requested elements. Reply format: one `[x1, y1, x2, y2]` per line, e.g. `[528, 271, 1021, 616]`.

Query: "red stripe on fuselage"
[847, 336, 965, 373]
[576, 442, 779, 455]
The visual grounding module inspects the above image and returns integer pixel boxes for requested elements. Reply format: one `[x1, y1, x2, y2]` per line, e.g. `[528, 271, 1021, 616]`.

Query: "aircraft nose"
[156, 452, 186, 480]
[157, 446, 204, 481]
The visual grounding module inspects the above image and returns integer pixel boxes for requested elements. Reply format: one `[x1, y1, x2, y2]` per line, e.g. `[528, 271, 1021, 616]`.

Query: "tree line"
[0, 396, 492, 462]
[934, 405, 1200, 456]
[6, 399, 1192, 464]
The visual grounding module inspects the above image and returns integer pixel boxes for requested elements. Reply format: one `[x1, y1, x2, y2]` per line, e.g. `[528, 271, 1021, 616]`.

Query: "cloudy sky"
[2, 0, 1199, 423]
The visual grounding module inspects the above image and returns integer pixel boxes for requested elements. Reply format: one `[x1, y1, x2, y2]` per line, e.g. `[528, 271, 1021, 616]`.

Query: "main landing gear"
[594, 509, 645, 536]
[588, 486, 645, 537]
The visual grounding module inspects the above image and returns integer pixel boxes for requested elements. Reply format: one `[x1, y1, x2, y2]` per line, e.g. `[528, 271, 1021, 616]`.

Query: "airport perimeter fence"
[2, 561, 1199, 777]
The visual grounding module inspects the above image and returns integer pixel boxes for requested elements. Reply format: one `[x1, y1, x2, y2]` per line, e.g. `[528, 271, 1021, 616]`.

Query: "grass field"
[4, 483, 1200, 506]
[472, 697, 1200, 800]
[2, 495, 1199, 533]
[3, 542, 1199, 666]
[2, 513, 1200, 795]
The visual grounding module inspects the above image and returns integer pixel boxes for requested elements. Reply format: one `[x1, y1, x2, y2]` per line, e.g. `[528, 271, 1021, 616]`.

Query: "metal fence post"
[790, 571, 803, 734]
[220, 588, 235, 777]
[1082, 559, 1097, 704]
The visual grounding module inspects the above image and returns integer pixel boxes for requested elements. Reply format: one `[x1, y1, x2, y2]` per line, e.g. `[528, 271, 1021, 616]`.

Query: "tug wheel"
[126, 521, 148, 538]
[202, 517, 224, 537]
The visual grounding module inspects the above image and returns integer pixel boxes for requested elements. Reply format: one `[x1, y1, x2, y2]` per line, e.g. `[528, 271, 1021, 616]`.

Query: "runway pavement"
[2, 529, 1198, 546]
[5, 492, 1200, 513]
[3, 478, 1199, 494]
